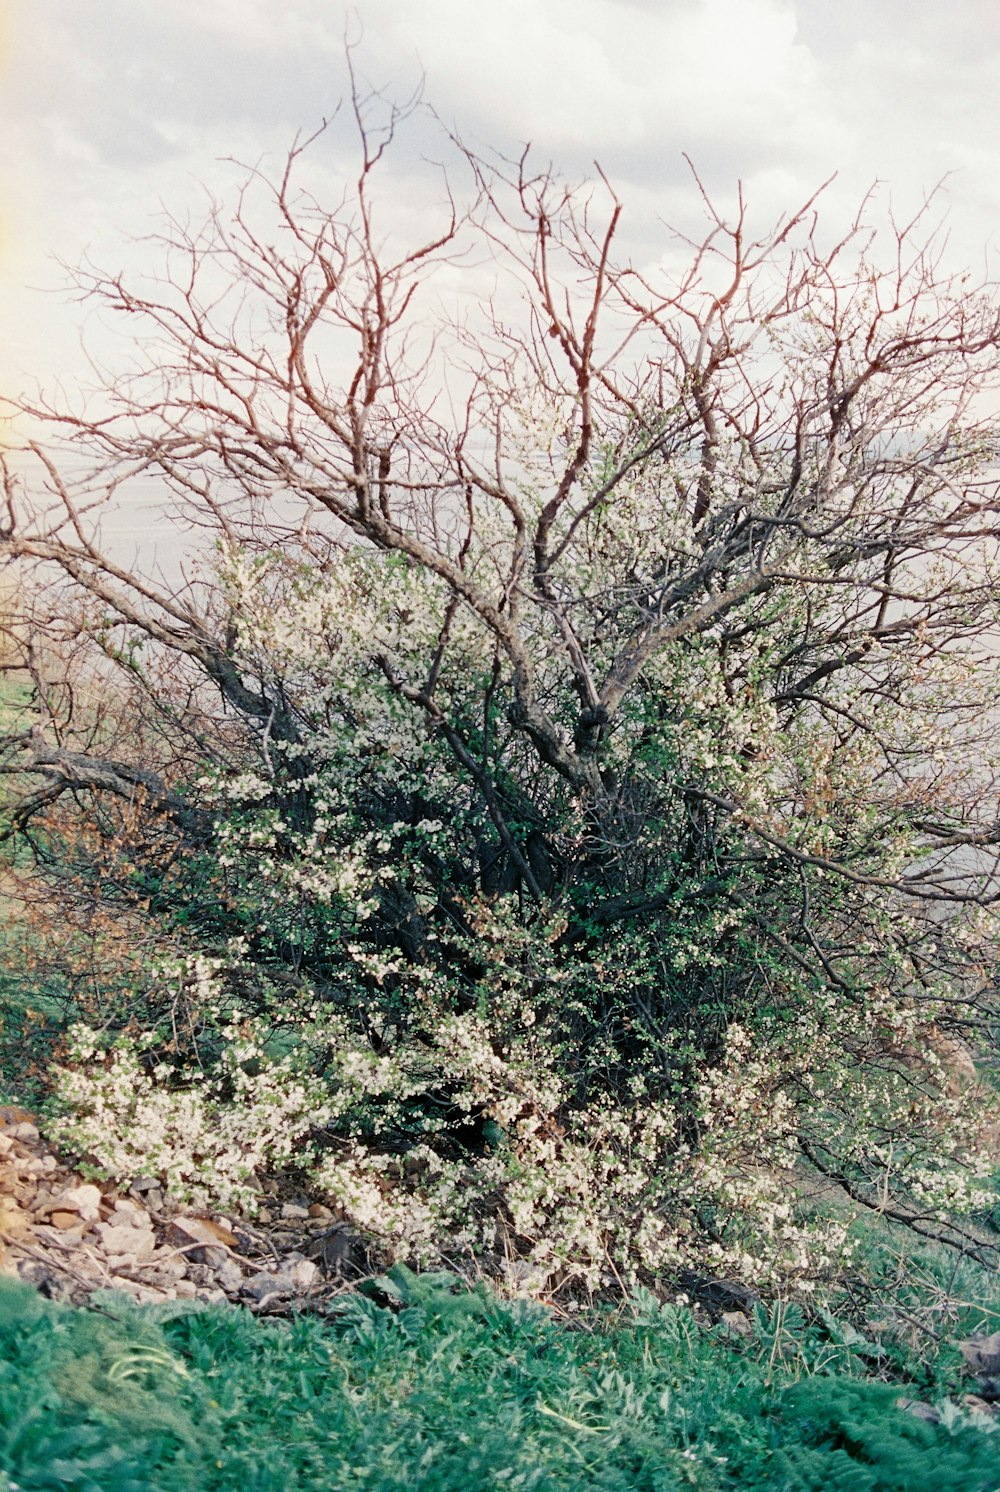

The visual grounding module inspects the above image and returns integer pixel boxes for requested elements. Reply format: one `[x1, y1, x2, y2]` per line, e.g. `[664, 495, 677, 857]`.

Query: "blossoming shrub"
[45, 537, 999, 1291]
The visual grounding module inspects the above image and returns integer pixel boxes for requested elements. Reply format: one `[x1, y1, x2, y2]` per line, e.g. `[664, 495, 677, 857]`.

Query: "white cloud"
[2, 0, 1000, 403]
[365, 0, 833, 164]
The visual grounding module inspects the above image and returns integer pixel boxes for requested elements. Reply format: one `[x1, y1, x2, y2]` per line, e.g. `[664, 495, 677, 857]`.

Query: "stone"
[0, 1198, 30, 1240]
[196, 1245, 230, 1269]
[109, 1278, 170, 1305]
[305, 1225, 365, 1278]
[49, 1210, 86, 1231]
[959, 1331, 1000, 1376]
[145, 1257, 190, 1285]
[215, 1259, 244, 1294]
[51, 1184, 103, 1222]
[282, 1255, 319, 1293]
[109, 1199, 148, 1227]
[0, 1177, 34, 1206]
[896, 1397, 941, 1423]
[173, 1280, 199, 1298]
[7, 1123, 39, 1145]
[94, 1223, 157, 1259]
[167, 1216, 238, 1254]
[719, 1311, 753, 1338]
[280, 1203, 310, 1221]
[129, 1179, 165, 1211]
[308, 1203, 334, 1220]
[502, 1259, 552, 1294]
[244, 1271, 286, 1303]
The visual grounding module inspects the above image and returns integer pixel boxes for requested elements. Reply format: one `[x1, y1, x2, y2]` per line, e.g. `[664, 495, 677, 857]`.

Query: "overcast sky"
[3, 0, 1000, 436]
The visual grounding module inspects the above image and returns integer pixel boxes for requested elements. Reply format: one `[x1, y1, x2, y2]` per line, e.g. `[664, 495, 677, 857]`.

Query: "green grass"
[0, 1269, 995, 1491]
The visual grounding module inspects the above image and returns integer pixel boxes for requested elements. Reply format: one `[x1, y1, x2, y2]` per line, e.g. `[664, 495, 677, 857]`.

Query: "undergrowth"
[0, 1269, 995, 1491]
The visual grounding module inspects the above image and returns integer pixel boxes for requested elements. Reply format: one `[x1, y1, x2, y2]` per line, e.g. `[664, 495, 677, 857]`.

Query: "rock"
[109, 1278, 170, 1305]
[963, 1394, 998, 1418]
[0, 1177, 35, 1206]
[0, 1135, 13, 1158]
[93, 1223, 157, 1259]
[675, 1270, 758, 1315]
[719, 1310, 753, 1338]
[501, 1259, 552, 1294]
[959, 1331, 1000, 1376]
[200, 1245, 232, 1269]
[285, 1257, 319, 1292]
[215, 1259, 245, 1294]
[7, 1123, 39, 1145]
[244, 1271, 285, 1303]
[897, 1397, 941, 1423]
[129, 1179, 165, 1211]
[0, 1197, 30, 1240]
[173, 1279, 199, 1298]
[167, 1216, 238, 1255]
[186, 1263, 230, 1289]
[48, 1210, 86, 1231]
[308, 1203, 333, 1220]
[256, 1208, 272, 1225]
[144, 1258, 190, 1286]
[280, 1203, 310, 1221]
[51, 1184, 103, 1222]
[109, 1199, 148, 1228]
[305, 1225, 365, 1277]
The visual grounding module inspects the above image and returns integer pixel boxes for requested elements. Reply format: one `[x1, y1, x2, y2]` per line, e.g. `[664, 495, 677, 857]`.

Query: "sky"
[5, 0, 1000, 389]
[2, 0, 1000, 551]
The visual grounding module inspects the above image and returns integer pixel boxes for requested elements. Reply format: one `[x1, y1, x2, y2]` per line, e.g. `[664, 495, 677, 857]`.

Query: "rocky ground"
[3, 1105, 1000, 1427]
[0, 1105, 365, 1313]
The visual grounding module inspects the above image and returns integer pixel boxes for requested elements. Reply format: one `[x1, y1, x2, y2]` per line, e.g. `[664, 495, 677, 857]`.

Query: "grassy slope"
[0, 1269, 996, 1492]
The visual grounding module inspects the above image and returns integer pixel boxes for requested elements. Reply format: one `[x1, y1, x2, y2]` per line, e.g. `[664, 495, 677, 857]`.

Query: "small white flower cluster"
[51, 1021, 337, 1212]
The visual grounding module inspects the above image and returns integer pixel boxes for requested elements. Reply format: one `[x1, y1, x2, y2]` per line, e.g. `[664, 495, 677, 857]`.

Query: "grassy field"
[0, 1266, 996, 1491]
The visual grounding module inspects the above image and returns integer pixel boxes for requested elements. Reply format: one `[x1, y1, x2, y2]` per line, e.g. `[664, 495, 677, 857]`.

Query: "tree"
[2, 93, 1000, 1290]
